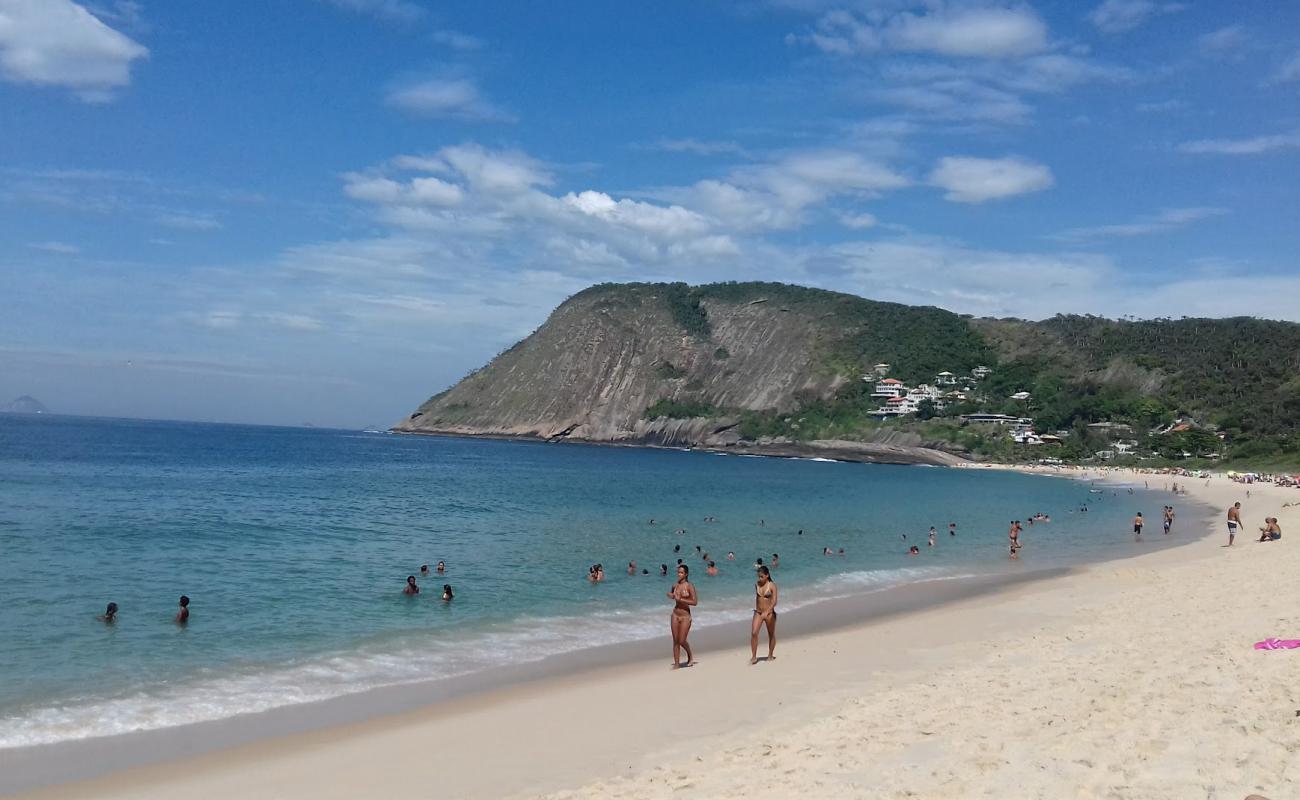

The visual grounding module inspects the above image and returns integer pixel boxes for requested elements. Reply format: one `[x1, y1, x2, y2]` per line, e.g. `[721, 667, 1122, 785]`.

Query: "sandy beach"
[8, 468, 1299, 800]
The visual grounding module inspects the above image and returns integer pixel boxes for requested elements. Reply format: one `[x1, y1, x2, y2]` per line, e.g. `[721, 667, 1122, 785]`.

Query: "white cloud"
[1275, 51, 1300, 83]
[562, 191, 713, 238]
[796, 6, 1047, 60]
[1178, 131, 1300, 156]
[1197, 25, 1248, 57]
[431, 30, 484, 51]
[1087, 0, 1185, 34]
[0, 0, 147, 101]
[838, 212, 878, 229]
[384, 77, 513, 122]
[344, 173, 464, 207]
[645, 138, 749, 157]
[316, 0, 424, 24]
[154, 211, 222, 230]
[27, 240, 80, 254]
[928, 156, 1053, 203]
[1052, 207, 1228, 242]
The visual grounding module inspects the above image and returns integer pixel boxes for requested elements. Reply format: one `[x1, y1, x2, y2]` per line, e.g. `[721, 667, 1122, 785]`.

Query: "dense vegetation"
[617, 282, 1300, 466]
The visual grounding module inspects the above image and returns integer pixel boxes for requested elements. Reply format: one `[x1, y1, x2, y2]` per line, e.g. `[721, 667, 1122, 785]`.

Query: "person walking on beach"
[750, 565, 778, 665]
[1133, 512, 1144, 541]
[667, 564, 697, 669]
[175, 595, 190, 624]
[1227, 502, 1242, 546]
[1163, 506, 1174, 535]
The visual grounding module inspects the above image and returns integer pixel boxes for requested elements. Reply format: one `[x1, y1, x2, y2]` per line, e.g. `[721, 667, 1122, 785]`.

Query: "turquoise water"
[0, 415, 1167, 747]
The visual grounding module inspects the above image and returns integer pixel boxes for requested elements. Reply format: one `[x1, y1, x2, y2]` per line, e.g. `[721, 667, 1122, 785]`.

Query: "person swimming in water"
[771, 553, 779, 568]
[442, 584, 454, 601]
[928, 529, 936, 547]
[706, 560, 718, 576]
[727, 551, 735, 560]
[907, 545, 920, 555]
[949, 522, 956, 536]
[98, 602, 118, 623]
[660, 563, 668, 576]
[175, 595, 190, 624]
[750, 565, 778, 665]
[667, 564, 697, 669]
[420, 564, 430, 576]
[436, 561, 446, 574]
[627, 561, 636, 576]
[403, 576, 420, 595]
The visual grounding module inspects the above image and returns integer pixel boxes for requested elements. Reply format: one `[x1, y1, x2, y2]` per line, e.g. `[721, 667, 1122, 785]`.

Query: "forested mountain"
[397, 282, 1300, 464]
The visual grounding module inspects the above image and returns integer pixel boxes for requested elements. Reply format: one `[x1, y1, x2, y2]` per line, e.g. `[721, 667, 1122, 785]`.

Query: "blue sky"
[1, 0, 1297, 427]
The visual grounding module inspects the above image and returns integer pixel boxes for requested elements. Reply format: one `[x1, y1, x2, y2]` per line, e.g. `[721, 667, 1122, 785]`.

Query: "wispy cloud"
[1272, 50, 1300, 84]
[27, 240, 81, 254]
[432, 29, 484, 51]
[1197, 25, 1248, 58]
[1087, 0, 1185, 34]
[154, 211, 223, 230]
[384, 76, 514, 122]
[1052, 207, 1228, 242]
[315, 0, 424, 24]
[1178, 130, 1300, 155]
[640, 138, 750, 157]
[0, 0, 148, 102]
[792, 6, 1048, 60]
[928, 156, 1053, 203]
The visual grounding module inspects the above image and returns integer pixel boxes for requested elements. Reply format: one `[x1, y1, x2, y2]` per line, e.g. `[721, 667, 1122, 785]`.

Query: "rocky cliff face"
[393, 283, 967, 464]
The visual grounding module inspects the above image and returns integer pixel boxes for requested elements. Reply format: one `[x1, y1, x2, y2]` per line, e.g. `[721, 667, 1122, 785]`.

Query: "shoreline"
[388, 427, 967, 466]
[1, 467, 1235, 799]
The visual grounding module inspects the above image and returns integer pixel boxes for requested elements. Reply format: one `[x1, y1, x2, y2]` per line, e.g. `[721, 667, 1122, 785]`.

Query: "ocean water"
[0, 415, 1172, 748]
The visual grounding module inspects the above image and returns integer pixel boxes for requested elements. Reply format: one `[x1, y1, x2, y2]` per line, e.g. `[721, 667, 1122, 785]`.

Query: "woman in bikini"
[667, 564, 697, 669]
[750, 565, 778, 665]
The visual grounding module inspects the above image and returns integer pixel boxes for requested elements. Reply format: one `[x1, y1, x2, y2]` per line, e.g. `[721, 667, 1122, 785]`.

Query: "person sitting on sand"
[750, 565, 778, 665]
[403, 576, 420, 595]
[706, 561, 719, 576]
[98, 602, 118, 623]
[176, 595, 190, 623]
[442, 584, 454, 601]
[1257, 517, 1282, 542]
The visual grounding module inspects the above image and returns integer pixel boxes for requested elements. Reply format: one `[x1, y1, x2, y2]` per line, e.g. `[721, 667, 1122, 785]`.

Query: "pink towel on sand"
[1254, 638, 1300, 650]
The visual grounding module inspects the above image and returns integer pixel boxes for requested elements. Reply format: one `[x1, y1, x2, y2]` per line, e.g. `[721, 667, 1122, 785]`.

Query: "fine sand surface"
[9, 469, 1299, 800]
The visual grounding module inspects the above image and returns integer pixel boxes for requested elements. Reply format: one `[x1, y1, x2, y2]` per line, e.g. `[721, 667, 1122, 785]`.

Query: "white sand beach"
[11, 469, 1298, 800]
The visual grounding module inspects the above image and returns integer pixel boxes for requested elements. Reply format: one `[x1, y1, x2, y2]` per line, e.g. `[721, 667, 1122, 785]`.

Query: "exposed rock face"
[394, 283, 963, 463]
[2, 395, 49, 414]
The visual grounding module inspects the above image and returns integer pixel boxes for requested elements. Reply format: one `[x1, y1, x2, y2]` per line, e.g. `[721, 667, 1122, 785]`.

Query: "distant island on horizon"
[395, 281, 1300, 467]
[2, 395, 50, 415]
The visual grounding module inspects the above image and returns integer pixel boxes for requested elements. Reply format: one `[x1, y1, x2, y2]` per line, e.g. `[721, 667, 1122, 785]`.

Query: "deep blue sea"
[0, 415, 1166, 747]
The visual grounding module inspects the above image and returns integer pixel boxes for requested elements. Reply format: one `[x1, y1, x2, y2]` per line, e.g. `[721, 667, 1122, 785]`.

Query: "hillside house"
[935, 371, 957, 386]
[972, 366, 993, 379]
[873, 363, 891, 377]
[871, 378, 906, 399]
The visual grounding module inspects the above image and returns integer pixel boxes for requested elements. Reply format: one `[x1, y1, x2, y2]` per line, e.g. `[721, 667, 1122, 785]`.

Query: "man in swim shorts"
[1227, 502, 1241, 546]
[1133, 512, 1143, 540]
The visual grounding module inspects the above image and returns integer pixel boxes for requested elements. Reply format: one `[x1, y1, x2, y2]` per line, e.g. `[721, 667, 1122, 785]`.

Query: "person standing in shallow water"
[175, 595, 190, 624]
[667, 564, 697, 669]
[750, 565, 778, 665]
[403, 576, 420, 595]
